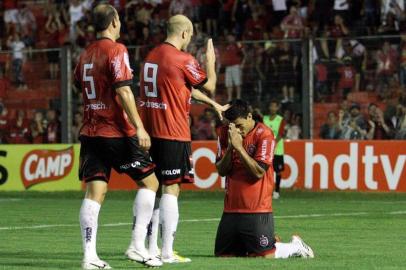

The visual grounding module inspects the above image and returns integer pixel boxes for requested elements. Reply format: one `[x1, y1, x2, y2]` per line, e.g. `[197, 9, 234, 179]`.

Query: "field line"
[2, 210, 404, 231]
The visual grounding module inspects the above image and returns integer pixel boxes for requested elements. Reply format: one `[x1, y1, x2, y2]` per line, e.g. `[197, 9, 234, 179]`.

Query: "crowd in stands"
[0, 0, 406, 142]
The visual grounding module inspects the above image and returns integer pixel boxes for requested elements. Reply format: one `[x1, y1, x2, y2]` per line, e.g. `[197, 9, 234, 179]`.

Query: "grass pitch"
[0, 190, 405, 270]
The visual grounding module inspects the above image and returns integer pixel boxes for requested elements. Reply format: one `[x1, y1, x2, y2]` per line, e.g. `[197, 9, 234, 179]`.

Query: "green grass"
[1, 190, 406, 270]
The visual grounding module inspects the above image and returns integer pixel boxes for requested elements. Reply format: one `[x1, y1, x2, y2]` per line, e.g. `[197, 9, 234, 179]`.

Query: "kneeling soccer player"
[214, 99, 314, 258]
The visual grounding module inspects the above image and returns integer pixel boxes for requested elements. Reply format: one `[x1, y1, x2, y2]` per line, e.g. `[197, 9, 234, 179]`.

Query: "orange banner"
[107, 140, 406, 192]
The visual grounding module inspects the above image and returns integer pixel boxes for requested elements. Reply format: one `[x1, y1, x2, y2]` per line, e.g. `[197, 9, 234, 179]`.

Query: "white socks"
[130, 188, 156, 251]
[147, 199, 160, 256]
[79, 198, 101, 261]
[275, 242, 300, 259]
[160, 194, 179, 259]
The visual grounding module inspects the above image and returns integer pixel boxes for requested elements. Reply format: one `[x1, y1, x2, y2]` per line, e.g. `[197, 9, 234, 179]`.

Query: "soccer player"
[263, 100, 286, 199]
[129, 14, 227, 263]
[74, 4, 161, 269]
[215, 99, 314, 258]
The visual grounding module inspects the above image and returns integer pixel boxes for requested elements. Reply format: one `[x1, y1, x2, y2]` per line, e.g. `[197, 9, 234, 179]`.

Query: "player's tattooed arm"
[116, 86, 151, 150]
[191, 89, 230, 120]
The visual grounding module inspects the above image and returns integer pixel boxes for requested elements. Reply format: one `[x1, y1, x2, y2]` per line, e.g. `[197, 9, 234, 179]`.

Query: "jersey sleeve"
[109, 44, 133, 89]
[182, 56, 208, 89]
[216, 126, 228, 162]
[254, 131, 275, 167]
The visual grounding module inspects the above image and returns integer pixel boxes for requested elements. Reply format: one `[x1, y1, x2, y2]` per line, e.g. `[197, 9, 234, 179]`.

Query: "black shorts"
[215, 212, 276, 257]
[79, 136, 155, 183]
[149, 138, 194, 185]
[273, 155, 285, 173]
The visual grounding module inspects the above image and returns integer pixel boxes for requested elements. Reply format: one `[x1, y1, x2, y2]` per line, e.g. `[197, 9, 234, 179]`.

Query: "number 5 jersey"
[74, 38, 135, 138]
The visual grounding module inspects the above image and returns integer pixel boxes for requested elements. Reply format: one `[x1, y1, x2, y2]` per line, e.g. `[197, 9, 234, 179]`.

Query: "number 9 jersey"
[139, 43, 208, 141]
[74, 38, 135, 138]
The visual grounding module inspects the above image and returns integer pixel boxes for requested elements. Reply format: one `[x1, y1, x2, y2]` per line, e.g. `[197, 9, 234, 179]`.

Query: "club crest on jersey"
[247, 144, 256, 156]
[259, 235, 269, 247]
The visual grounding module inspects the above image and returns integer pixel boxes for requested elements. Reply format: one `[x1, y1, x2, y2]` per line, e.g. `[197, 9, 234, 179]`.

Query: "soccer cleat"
[82, 259, 112, 269]
[162, 252, 192, 263]
[291, 235, 315, 258]
[126, 247, 163, 267]
[273, 191, 280, 199]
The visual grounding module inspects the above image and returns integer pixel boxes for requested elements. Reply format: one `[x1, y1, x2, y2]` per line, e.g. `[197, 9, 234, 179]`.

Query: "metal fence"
[0, 35, 404, 143]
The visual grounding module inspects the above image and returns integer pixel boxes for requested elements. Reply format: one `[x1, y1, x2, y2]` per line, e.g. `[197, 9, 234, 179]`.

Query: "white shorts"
[225, 65, 242, 88]
[4, 9, 18, 24]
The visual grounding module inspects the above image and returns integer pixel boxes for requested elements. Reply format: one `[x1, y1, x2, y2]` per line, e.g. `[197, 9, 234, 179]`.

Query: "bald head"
[167, 15, 193, 36]
[93, 4, 117, 32]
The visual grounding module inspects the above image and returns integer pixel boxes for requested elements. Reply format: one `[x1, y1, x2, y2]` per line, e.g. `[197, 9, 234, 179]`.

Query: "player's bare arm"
[191, 89, 230, 120]
[215, 134, 233, 176]
[201, 38, 217, 94]
[229, 124, 265, 179]
[116, 86, 151, 150]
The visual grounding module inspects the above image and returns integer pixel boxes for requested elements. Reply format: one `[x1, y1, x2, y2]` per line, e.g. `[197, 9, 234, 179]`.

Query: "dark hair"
[224, 99, 250, 122]
[92, 4, 117, 32]
[269, 99, 280, 106]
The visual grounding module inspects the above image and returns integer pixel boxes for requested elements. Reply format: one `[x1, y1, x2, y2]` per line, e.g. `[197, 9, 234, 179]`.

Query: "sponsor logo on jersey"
[20, 147, 74, 189]
[261, 140, 268, 161]
[139, 100, 167, 110]
[120, 161, 141, 170]
[185, 60, 202, 81]
[259, 235, 269, 247]
[112, 55, 122, 78]
[86, 102, 107, 111]
[161, 169, 181, 176]
[123, 52, 133, 72]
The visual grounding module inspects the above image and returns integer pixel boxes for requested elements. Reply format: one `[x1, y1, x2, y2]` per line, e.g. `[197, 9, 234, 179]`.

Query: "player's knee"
[139, 173, 160, 192]
[163, 183, 180, 197]
[85, 181, 108, 204]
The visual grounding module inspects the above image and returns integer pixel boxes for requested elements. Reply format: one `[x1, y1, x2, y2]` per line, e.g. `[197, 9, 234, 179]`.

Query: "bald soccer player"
[74, 4, 162, 269]
[126, 15, 228, 264]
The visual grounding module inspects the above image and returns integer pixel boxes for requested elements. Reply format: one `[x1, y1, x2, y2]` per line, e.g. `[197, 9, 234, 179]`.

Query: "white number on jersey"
[144, 63, 158, 97]
[83, 63, 96, 100]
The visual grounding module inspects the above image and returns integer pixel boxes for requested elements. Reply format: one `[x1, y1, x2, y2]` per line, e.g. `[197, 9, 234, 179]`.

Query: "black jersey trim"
[257, 161, 269, 171]
[113, 79, 133, 90]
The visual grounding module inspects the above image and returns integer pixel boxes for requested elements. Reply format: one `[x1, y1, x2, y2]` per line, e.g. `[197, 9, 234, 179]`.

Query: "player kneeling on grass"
[214, 99, 314, 258]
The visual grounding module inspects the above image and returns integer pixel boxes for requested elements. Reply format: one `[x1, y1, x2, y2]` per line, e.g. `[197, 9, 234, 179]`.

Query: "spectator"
[377, 11, 400, 35]
[195, 108, 218, 140]
[271, 0, 288, 27]
[220, 0, 235, 34]
[314, 60, 329, 102]
[68, 0, 88, 42]
[46, 109, 61, 143]
[329, 14, 349, 38]
[169, 0, 189, 16]
[0, 102, 9, 143]
[7, 109, 30, 144]
[311, 0, 333, 35]
[337, 56, 356, 100]
[7, 33, 27, 90]
[243, 11, 266, 40]
[72, 111, 83, 143]
[202, 0, 218, 37]
[393, 102, 406, 139]
[376, 41, 398, 99]
[285, 112, 302, 139]
[366, 103, 394, 139]
[363, 0, 380, 34]
[319, 111, 341, 139]
[45, 11, 64, 79]
[223, 34, 245, 101]
[232, 0, 253, 38]
[339, 102, 368, 139]
[399, 33, 406, 87]
[0, 67, 10, 99]
[3, 0, 19, 35]
[17, 4, 37, 59]
[272, 42, 297, 103]
[280, 4, 304, 39]
[30, 110, 47, 143]
[333, 0, 350, 24]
